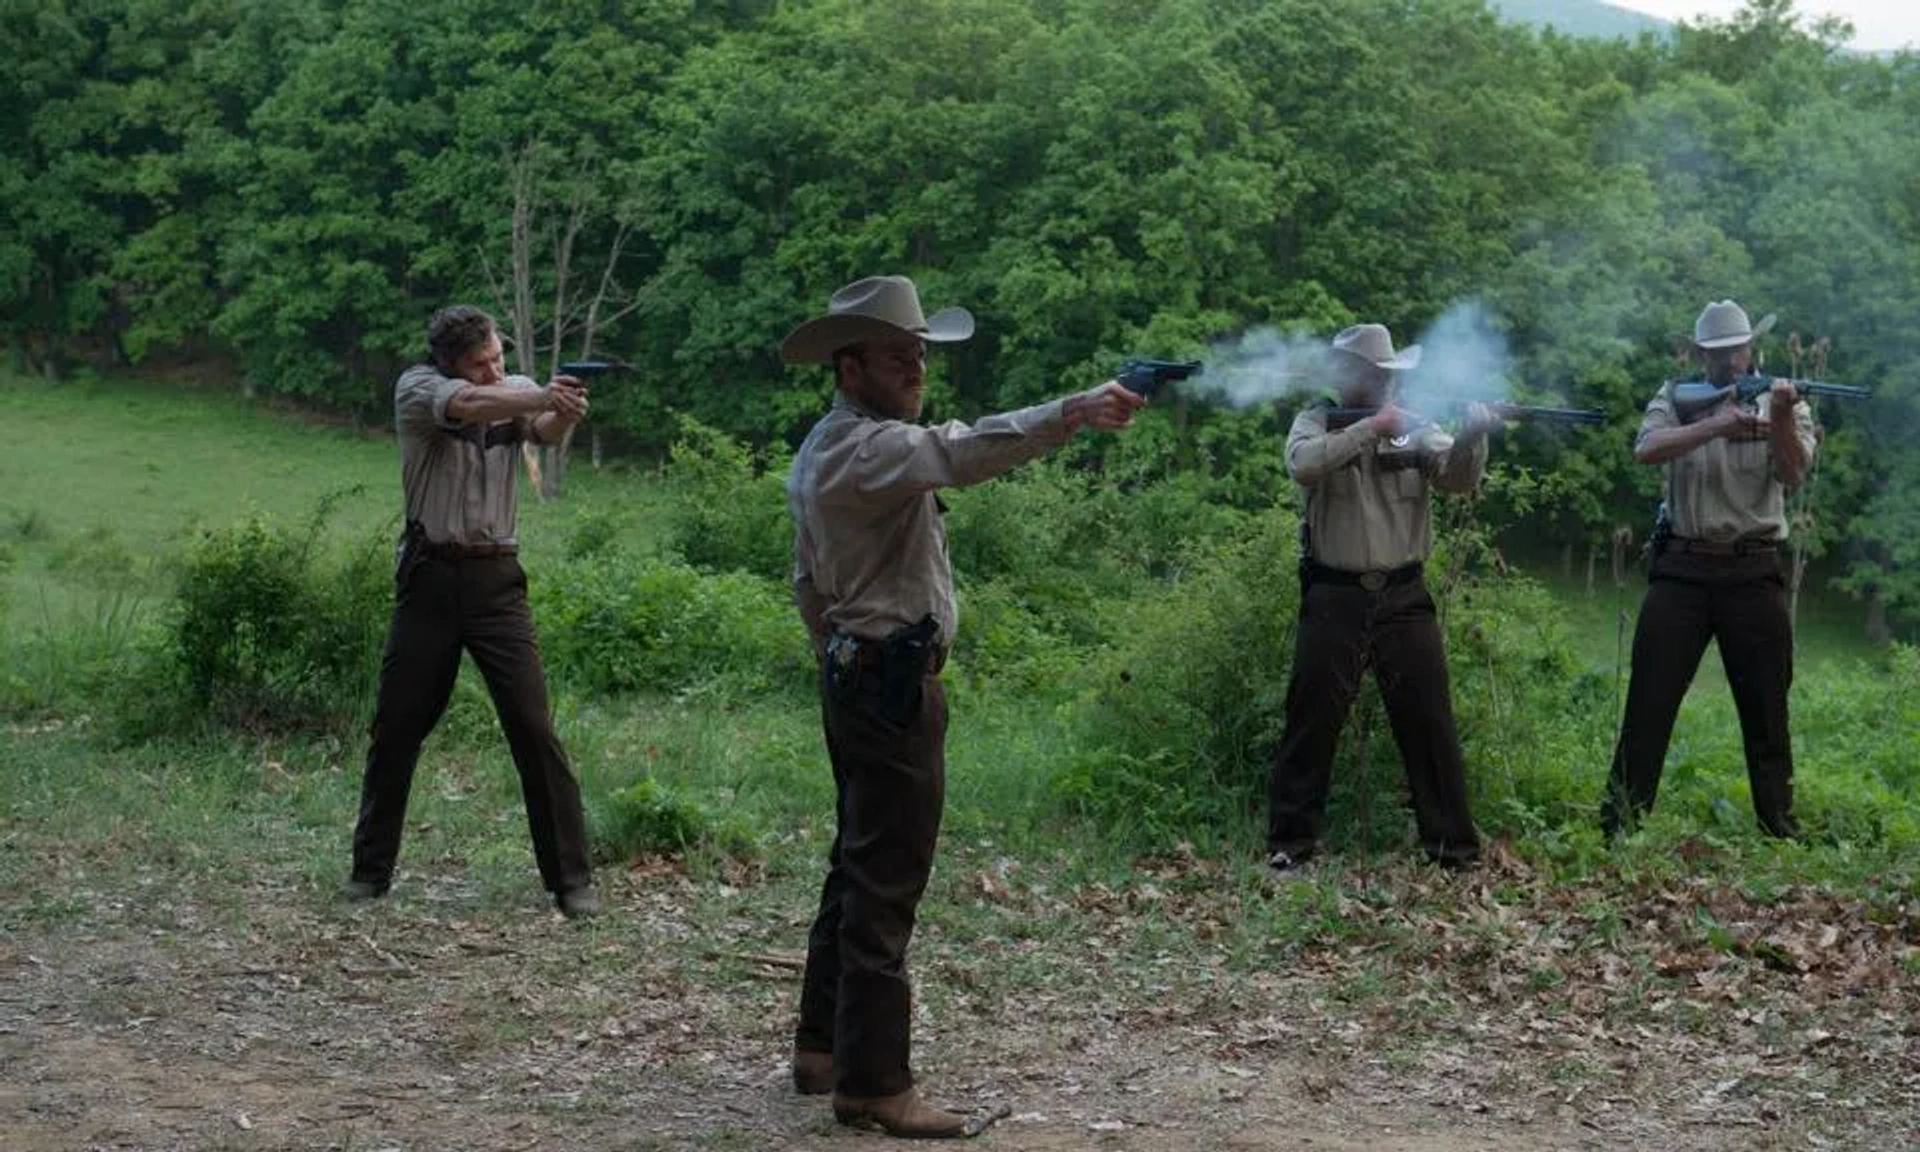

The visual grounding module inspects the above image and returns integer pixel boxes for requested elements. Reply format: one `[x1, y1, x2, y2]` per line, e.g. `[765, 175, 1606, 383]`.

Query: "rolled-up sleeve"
[1426, 427, 1488, 493]
[1286, 408, 1380, 486]
[395, 366, 470, 433]
[844, 400, 1070, 498]
[1634, 387, 1677, 453]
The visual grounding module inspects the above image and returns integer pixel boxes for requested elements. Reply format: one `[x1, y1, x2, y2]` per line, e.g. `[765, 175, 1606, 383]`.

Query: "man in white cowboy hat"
[1602, 299, 1814, 840]
[1266, 322, 1504, 878]
[780, 274, 1144, 1138]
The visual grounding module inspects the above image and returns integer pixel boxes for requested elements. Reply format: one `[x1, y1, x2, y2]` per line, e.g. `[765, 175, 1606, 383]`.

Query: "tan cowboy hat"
[779, 275, 975, 365]
[1330, 323, 1421, 371]
[1693, 300, 1777, 349]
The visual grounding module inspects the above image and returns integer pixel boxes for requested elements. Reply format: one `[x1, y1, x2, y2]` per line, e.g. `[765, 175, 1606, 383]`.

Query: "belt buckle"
[1359, 571, 1387, 592]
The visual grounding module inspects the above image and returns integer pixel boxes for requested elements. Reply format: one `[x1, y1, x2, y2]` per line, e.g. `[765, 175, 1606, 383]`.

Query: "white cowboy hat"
[779, 275, 975, 365]
[1693, 300, 1777, 349]
[1330, 323, 1421, 371]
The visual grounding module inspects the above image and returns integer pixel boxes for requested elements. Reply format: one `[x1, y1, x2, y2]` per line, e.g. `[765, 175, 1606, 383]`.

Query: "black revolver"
[1116, 358, 1203, 400]
[556, 360, 630, 387]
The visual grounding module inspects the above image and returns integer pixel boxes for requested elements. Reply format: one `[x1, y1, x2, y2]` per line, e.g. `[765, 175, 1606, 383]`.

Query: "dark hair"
[427, 305, 497, 372]
[830, 344, 866, 389]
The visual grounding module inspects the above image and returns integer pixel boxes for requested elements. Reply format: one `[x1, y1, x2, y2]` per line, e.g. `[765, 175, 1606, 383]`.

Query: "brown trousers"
[1602, 548, 1797, 839]
[1268, 572, 1481, 864]
[794, 662, 948, 1099]
[350, 555, 593, 894]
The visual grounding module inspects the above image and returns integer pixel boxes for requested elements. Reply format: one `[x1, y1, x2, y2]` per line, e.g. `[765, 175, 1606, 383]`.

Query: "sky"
[1608, 0, 1919, 51]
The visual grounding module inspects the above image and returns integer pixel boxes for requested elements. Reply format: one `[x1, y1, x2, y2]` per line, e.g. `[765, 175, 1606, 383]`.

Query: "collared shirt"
[787, 394, 1070, 645]
[1638, 382, 1817, 542]
[393, 364, 535, 546]
[1286, 404, 1487, 573]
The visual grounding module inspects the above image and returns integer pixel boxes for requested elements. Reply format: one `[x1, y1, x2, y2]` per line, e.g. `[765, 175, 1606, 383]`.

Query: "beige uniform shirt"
[788, 394, 1070, 645]
[393, 364, 536, 546]
[1286, 404, 1488, 573]
[1638, 382, 1816, 542]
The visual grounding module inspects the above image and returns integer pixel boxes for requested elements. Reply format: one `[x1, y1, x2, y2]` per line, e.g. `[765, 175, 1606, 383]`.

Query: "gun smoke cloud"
[1401, 299, 1515, 411]
[1179, 300, 1517, 412]
[1185, 326, 1330, 408]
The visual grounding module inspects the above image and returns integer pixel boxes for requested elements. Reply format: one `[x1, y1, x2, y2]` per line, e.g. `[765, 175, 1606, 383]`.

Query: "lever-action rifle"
[1669, 374, 1870, 424]
[1323, 401, 1606, 432]
[1116, 358, 1203, 399]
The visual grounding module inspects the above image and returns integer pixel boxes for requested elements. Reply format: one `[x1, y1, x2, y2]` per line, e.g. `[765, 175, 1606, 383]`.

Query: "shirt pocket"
[1392, 467, 1425, 501]
[1723, 437, 1775, 494]
[1325, 460, 1365, 500]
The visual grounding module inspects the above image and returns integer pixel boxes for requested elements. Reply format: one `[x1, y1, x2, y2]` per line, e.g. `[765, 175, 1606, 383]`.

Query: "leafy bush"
[594, 776, 757, 860]
[948, 575, 1084, 690]
[1442, 572, 1614, 836]
[159, 515, 389, 734]
[1053, 498, 1614, 852]
[533, 549, 809, 701]
[1055, 505, 1301, 843]
[563, 508, 623, 561]
[661, 416, 793, 580]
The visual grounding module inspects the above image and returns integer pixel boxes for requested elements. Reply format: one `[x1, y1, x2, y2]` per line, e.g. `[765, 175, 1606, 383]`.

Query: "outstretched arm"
[850, 381, 1145, 497]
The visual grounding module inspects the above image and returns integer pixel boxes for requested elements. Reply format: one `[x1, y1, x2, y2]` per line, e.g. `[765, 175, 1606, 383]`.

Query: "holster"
[1645, 503, 1673, 564]
[395, 520, 430, 588]
[826, 615, 942, 729]
[1297, 521, 1313, 603]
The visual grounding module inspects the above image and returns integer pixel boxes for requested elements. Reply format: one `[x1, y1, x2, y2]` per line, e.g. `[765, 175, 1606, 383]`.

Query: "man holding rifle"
[343, 305, 601, 919]
[1266, 323, 1504, 878]
[781, 275, 1143, 1138]
[1602, 300, 1820, 841]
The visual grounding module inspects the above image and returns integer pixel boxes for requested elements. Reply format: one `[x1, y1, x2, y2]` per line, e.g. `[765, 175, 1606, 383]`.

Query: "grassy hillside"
[1, 373, 675, 623]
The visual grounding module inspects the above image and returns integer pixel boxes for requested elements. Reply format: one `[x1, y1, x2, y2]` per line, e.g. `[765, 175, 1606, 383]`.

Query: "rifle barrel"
[1489, 403, 1607, 425]
[1324, 403, 1604, 431]
[1796, 381, 1873, 400]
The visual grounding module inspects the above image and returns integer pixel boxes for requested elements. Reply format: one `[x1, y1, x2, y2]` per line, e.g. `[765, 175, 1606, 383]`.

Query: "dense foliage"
[5, 0, 1920, 612]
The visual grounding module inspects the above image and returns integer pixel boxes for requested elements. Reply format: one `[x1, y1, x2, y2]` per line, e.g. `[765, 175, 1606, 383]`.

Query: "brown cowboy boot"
[792, 1048, 833, 1095]
[832, 1087, 971, 1138]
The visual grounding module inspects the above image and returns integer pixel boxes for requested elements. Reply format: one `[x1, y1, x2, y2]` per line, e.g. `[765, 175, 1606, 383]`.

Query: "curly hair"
[426, 305, 498, 372]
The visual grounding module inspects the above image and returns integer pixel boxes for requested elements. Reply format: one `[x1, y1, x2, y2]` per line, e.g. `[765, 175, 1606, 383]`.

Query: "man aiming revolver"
[781, 275, 1142, 1138]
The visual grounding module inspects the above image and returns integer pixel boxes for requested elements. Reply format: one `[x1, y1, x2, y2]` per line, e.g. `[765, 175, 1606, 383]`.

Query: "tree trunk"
[1585, 542, 1598, 598]
[1560, 539, 1573, 581]
[1865, 587, 1890, 647]
[538, 428, 575, 501]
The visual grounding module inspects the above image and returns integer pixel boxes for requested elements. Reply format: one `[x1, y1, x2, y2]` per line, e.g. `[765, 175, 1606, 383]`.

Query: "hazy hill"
[1490, 0, 1672, 40]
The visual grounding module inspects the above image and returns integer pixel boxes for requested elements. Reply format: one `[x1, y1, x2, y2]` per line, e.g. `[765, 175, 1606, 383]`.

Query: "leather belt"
[420, 539, 518, 560]
[1306, 561, 1423, 592]
[1666, 536, 1779, 557]
[836, 635, 948, 676]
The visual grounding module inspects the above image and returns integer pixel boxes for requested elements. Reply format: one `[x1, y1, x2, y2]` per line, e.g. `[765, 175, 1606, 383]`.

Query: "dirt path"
[4, 863, 1907, 1152]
